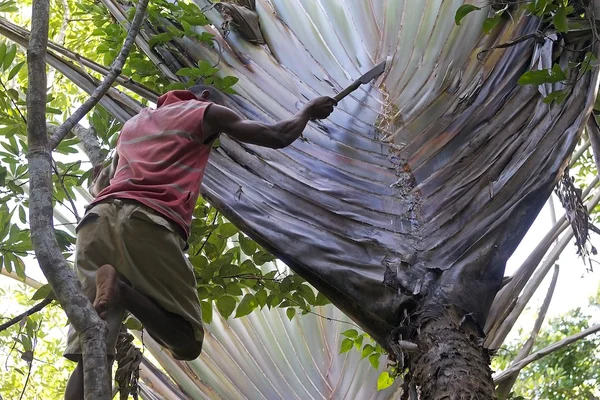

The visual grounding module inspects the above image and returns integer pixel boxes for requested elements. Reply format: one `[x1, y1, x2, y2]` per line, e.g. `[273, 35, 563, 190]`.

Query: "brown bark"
[26, 1, 110, 399]
[410, 309, 497, 400]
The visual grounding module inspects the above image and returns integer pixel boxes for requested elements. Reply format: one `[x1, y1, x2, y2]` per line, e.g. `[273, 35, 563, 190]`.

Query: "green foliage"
[376, 371, 395, 391]
[518, 64, 567, 85]
[454, 1, 596, 103]
[493, 291, 600, 400]
[0, 285, 74, 399]
[454, 4, 481, 26]
[338, 328, 392, 390]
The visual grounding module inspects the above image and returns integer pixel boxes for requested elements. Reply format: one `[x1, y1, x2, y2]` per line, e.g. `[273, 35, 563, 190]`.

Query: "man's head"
[188, 84, 226, 105]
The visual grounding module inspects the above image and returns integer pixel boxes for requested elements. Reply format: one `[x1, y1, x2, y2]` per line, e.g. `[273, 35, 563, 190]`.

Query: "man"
[64, 85, 336, 398]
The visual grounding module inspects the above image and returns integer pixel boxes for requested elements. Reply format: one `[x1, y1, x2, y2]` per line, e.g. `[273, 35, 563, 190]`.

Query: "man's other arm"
[203, 96, 336, 149]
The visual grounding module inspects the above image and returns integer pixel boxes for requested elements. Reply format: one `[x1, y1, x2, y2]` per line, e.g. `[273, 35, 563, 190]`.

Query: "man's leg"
[64, 361, 83, 400]
[94, 264, 202, 360]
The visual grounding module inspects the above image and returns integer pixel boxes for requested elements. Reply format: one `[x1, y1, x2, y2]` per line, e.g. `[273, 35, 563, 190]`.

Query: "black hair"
[188, 84, 226, 105]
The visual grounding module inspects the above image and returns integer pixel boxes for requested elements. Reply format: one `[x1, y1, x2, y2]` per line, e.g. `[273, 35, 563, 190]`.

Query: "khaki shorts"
[64, 198, 204, 361]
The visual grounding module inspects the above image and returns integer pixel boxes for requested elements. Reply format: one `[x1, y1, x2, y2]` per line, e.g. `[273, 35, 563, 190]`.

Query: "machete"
[333, 57, 389, 102]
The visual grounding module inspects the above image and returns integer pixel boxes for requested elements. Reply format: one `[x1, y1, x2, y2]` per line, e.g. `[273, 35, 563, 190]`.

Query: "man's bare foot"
[93, 264, 120, 319]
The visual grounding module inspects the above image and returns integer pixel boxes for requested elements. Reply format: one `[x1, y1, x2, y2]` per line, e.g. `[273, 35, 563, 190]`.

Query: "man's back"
[92, 90, 214, 238]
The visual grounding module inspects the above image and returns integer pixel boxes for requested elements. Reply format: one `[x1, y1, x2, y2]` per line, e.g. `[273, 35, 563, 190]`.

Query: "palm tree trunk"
[410, 307, 496, 399]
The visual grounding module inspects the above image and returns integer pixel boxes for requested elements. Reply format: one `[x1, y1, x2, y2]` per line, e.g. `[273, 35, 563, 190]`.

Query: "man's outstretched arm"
[203, 96, 336, 149]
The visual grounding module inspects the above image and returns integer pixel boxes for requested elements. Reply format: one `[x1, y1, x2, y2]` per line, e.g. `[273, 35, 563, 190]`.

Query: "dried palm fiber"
[215, 0, 264, 45]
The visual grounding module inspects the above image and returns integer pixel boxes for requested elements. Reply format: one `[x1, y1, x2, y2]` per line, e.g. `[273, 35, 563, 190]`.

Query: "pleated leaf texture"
[9, 0, 596, 348]
[166, 0, 598, 344]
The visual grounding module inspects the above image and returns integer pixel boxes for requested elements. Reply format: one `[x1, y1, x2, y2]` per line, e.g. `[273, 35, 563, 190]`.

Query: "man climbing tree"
[63, 85, 336, 399]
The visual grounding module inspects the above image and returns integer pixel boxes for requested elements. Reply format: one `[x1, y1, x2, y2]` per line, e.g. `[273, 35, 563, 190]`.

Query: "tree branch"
[494, 323, 600, 383]
[47, 123, 106, 167]
[0, 298, 52, 332]
[48, 0, 150, 149]
[495, 264, 559, 398]
[26, 0, 110, 399]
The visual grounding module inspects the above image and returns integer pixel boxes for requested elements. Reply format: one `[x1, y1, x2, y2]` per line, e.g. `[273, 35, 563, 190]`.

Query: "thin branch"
[486, 184, 600, 346]
[52, 161, 80, 222]
[195, 211, 219, 256]
[0, 298, 52, 332]
[26, 0, 110, 398]
[0, 77, 27, 124]
[48, 0, 150, 149]
[18, 322, 40, 400]
[56, 0, 69, 46]
[495, 264, 559, 398]
[4, 324, 22, 371]
[18, 356, 33, 400]
[47, 124, 106, 168]
[494, 323, 600, 383]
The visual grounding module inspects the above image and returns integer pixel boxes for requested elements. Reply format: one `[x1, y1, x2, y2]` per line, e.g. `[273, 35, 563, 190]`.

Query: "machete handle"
[333, 80, 362, 102]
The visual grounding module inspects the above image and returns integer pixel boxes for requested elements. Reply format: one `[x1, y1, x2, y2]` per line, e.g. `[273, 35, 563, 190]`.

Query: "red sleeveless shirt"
[91, 90, 214, 238]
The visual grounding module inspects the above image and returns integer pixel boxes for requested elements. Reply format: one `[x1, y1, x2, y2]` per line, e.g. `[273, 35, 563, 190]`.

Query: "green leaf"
[377, 371, 395, 391]
[31, 283, 54, 300]
[455, 4, 481, 26]
[580, 52, 599, 75]
[543, 89, 569, 105]
[253, 250, 276, 265]
[190, 255, 209, 270]
[361, 344, 375, 359]
[314, 292, 330, 306]
[216, 295, 236, 319]
[197, 60, 218, 76]
[203, 242, 220, 260]
[7, 61, 24, 80]
[369, 353, 380, 369]
[339, 338, 353, 354]
[341, 329, 359, 338]
[255, 288, 268, 308]
[483, 14, 502, 34]
[8, 223, 20, 244]
[235, 293, 258, 318]
[165, 82, 187, 91]
[0, 43, 6, 66]
[296, 283, 316, 305]
[0, 0, 18, 13]
[124, 317, 143, 331]
[210, 285, 225, 298]
[46, 107, 63, 115]
[201, 300, 213, 324]
[181, 14, 209, 26]
[219, 223, 238, 238]
[176, 67, 199, 77]
[239, 235, 258, 255]
[225, 282, 243, 296]
[3, 44, 16, 70]
[222, 76, 239, 88]
[518, 64, 567, 85]
[0, 166, 6, 186]
[354, 334, 363, 349]
[286, 307, 296, 321]
[149, 32, 175, 47]
[14, 257, 25, 280]
[553, 5, 568, 33]
[18, 205, 26, 224]
[197, 286, 210, 299]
